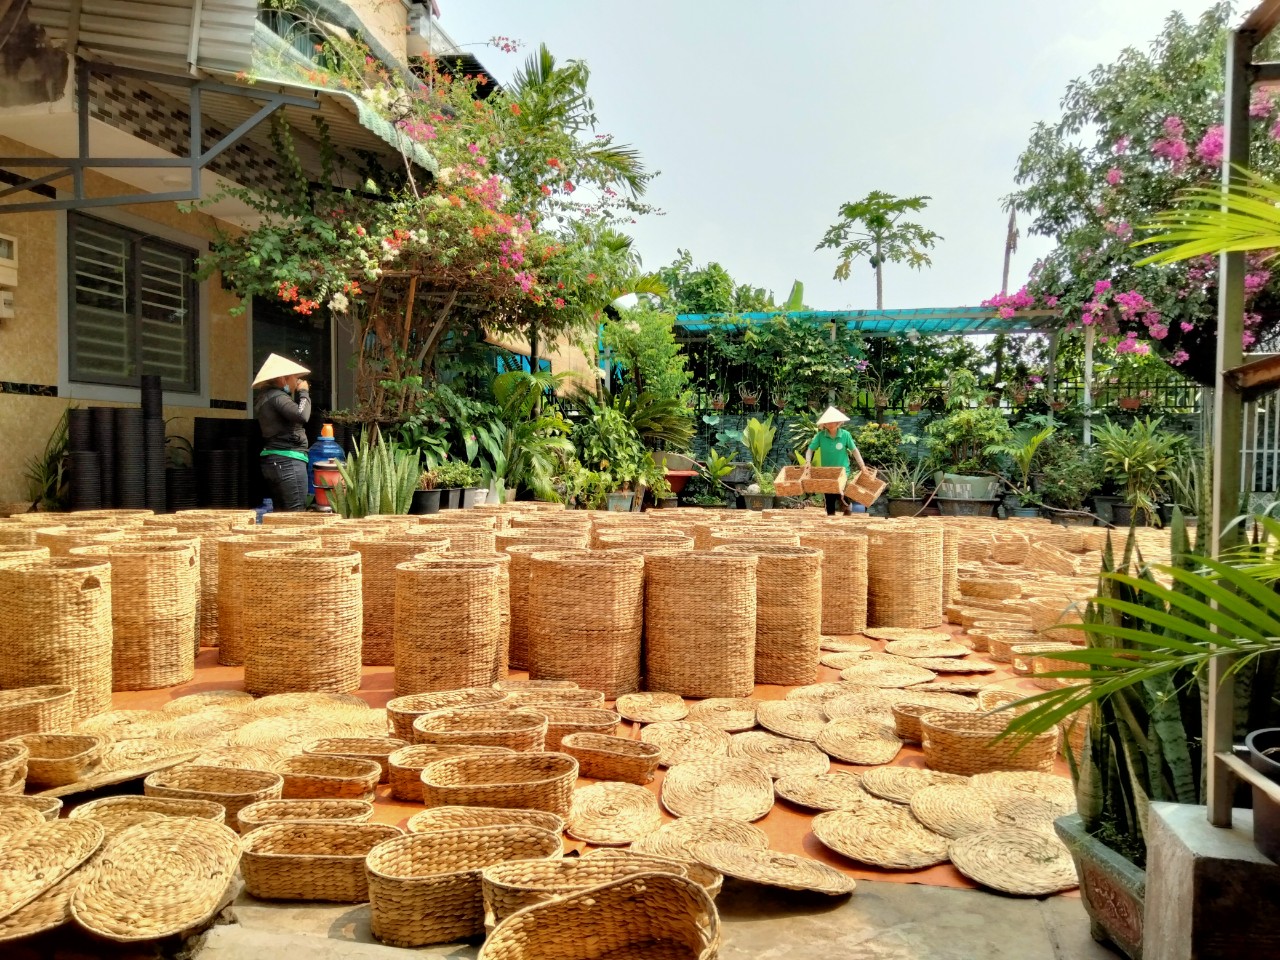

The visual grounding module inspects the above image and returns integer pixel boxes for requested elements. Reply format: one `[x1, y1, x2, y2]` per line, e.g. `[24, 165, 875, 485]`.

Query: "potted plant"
[410, 469, 441, 515]
[704, 447, 738, 508]
[1164, 445, 1207, 527]
[1093, 416, 1184, 527]
[1033, 437, 1101, 525]
[433, 460, 473, 510]
[904, 390, 929, 414]
[710, 392, 727, 412]
[986, 423, 1054, 518]
[924, 403, 1012, 514]
[738, 382, 761, 408]
[883, 459, 932, 517]
[743, 473, 774, 511]
[330, 430, 420, 518]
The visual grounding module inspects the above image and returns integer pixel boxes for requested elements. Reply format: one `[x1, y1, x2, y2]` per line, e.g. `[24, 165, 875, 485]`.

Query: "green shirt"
[809, 428, 857, 471]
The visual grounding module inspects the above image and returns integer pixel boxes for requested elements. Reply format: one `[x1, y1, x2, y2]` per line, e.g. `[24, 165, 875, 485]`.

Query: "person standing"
[252, 354, 312, 512]
[803, 406, 866, 516]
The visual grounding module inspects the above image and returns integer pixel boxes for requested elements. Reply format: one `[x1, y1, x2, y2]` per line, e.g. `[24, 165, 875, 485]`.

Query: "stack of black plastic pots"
[194, 416, 263, 509]
[90, 407, 115, 507]
[66, 408, 100, 509]
[140, 376, 167, 513]
[113, 408, 146, 508]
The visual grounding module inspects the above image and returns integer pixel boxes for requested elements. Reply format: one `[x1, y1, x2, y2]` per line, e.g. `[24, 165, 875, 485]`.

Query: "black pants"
[261, 455, 309, 512]
[825, 493, 849, 516]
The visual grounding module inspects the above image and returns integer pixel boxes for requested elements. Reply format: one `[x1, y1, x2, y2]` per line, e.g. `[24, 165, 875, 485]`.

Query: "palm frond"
[1136, 166, 1280, 264]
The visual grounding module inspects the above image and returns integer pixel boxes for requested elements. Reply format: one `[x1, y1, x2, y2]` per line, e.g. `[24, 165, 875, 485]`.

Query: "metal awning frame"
[674, 308, 1058, 338]
[0, 60, 320, 215]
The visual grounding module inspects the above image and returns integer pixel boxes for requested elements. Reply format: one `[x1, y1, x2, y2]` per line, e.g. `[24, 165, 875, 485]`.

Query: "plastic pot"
[1246, 728, 1280, 864]
[410, 489, 441, 515]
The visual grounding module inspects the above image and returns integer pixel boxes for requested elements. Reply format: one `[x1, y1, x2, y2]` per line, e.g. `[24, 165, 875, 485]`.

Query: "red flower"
[540, 184, 551, 195]
[509, 103, 521, 115]
[586, 273, 597, 283]
[553, 297, 566, 309]
[547, 158, 561, 169]
[563, 180, 575, 193]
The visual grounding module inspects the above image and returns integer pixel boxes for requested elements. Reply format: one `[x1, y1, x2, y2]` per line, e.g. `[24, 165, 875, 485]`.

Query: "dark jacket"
[254, 386, 311, 453]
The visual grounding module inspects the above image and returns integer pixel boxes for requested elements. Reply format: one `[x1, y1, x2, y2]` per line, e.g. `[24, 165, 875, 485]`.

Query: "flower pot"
[654, 496, 679, 509]
[461, 487, 482, 509]
[710, 396, 726, 411]
[1051, 401, 1068, 412]
[1008, 506, 1040, 519]
[887, 497, 925, 518]
[936, 473, 1002, 501]
[1111, 503, 1149, 527]
[725, 464, 754, 485]
[505, 487, 517, 504]
[1091, 495, 1121, 525]
[907, 403, 923, 414]
[606, 492, 635, 512]
[936, 497, 1000, 518]
[1055, 814, 1146, 959]
[1118, 397, 1142, 411]
[409, 489, 441, 515]
[1044, 508, 1095, 527]
[440, 488, 461, 510]
[1246, 728, 1280, 864]
[742, 493, 774, 511]
[473, 488, 489, 506]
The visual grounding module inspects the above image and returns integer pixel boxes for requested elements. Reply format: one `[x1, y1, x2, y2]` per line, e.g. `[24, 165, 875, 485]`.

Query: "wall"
[485, 328, 599, 393]
[346, 0, 409, 67]
[0, 136, 250, 504]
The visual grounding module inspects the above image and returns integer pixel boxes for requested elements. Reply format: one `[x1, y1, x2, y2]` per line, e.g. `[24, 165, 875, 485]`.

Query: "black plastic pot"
[1246, 728, 1280, 864]
[1111, 503, 1150, 527]
[410, 489, 441, 515]
[440, 488, 461, 509]
[887, 498, 925, 518]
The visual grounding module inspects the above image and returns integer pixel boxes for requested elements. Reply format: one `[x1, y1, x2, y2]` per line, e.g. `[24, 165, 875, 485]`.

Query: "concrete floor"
[1, 878, 1118, 960]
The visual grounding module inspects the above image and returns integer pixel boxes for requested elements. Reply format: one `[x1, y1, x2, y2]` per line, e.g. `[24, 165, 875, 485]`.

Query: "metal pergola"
[675, 307, 1057, 337]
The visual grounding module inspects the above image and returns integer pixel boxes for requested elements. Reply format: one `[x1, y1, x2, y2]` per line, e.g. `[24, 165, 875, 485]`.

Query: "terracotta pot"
[1118, 397, 1142, 411]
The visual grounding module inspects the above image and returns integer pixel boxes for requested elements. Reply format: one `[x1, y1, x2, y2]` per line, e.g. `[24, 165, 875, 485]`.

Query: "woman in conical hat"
[803, 406, 866, 516]
[252, 354, 312, 512]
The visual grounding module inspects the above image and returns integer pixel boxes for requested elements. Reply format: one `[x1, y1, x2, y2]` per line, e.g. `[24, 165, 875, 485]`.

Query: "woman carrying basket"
[802, 406, 866, 516]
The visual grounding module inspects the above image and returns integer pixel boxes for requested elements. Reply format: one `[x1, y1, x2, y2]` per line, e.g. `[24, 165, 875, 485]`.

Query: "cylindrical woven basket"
[797, 532, 868, 635]
[110, 531, 203, 656]
[413, 709, 547, 752]
[386, 688, 507, 741]
[303, 737, 407, 784]
[0, 685, 75, 740]
[521, 706, 619, 751]
[388, 744, 513, 802]
[713, 545, 822, 685]
[920, 710, 1059, 776]
[366, 826, 563, 947]
[101, 543, 198, 690]
[560, 732, 660, 785]
[241, 549, 363, 696]
[440, 552, 511, 683]
[394, 559, 502, 695]
[144, 764, 283, 828]
[420, 752, 578, 816]
[235, 798, 374, 832]
[0, 543, 50, 566]
[272, 754, 382, 801]
[11, 733, 106, 788]
[941, 527, 959, 607]
[481, 856, 689, 927]
[0, 558, 113, 722]
[440, 527, 497, 553]
[477, 871, 718, 960]
[261, 512, 336, 527]
[216, 533, 319, 665]
[355, 536, 451, 665]
[0, 741, 29, 795]
[866, 523, 943, 628]
[644, 550, 757, 698]
[241, 821, 403, 902]
[527, 550, 644, 698]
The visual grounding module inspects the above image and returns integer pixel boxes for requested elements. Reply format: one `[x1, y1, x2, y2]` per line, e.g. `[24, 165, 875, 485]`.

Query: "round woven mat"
[838, 661, 937, 688]
[896, 690, 980, 713]
[912, 657, 997, 674]
[773, 772, 878, 812]
[917, 680, 992, 695]
[631, 816, 767, 861]
[728, 731, 830, 779]
[883, 640, 971, 659]
[821, 688, 909, 721]
[948, 827, 1078, 896]
[74, 709, 167, 741]
[660, 758, 774, 821]
[161, 708, 251, 741]
[860, 766, 969, 805]
[908, 784, 1001, 839]
[0, 807, 44, 841]
[863, 628, 953, 642]
[815, 719, 903, 765]
[614, 692, 688, 724]
[640, 721, 731, 768]
[968, 771, 1076, 816]
[820, 637, 872, 653]
[71, 818, 242, 941]
[819, 651, 908, 670]
[159, 691, 254, 716]
[685, 698, 759, 732]
[811, 806, 950, 870]
[190, 746, 280, 770]
[248, 692, 369, 718]
[691, 841, 856, 896]
[566, 782, 663, 846]
[786, 682, 862, 705]
[230, 716, 361, 757]
[755, 701, 827, 741]
[0, 819, 104, 921]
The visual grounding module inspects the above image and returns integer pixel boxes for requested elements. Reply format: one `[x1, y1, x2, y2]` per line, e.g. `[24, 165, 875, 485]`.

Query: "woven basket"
[500, 688, 606, 708]
[797, 532, 868, 635]
[389, 746, 513, 802]
[482, 855, 689, 926]
[11, 733, 106, 788]
[236, 798, 374, 832]
[584, 847, 724, 900]
[439, 551, 512, 683]
[386, 688, 507, 741]
[104, 543, 199, 690]
[271, 755, 381, 801]
[644, 550, 757, 698]
[241, 821, 402, 902]
[0, 794, 62, 821]
[985, 631, 1040, 663]
[68, 795, 226, 836]
[394, 559, 502, 695]
[478, 872, 718, 960]
[0, 543, 49, 565]
[303, 737, 406, 784]
[355, 536, 450, 666]
[0, 741, 29, 795]
[845, 467, 887, 507]
[941, 527, 960, 607]
[921, 710, 1059, 776]
[560, 732, 660, 784]
[260, 512, 336, 527]
[522, 707, 619, 751]
[1027, 595, 1085, 643]
[0, 685, 75, 740]
[405, 805, 564, 835]
[713, 545, 822, 685]
[438, 526, 498, 553]
[801, 466, 847, 495]
[144, 764, 283, 828]
[366, 826, 563, 947]
[413, 708, 547, 752]
[240, 548, 362, 695]
[527, 550, 644, 698]
[420, 752, 578, 816]
[866, 522, 943, 628]
[110, 531, 204, 656]
[215, 534, 318, 665]
[504, 543, 580, 672]
[0, 558, 113, 723]
[773, 466, 805, 498]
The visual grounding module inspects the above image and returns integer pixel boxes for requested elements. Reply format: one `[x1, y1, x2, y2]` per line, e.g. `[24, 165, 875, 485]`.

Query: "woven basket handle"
[1011, 655, 1033, 677]
[81, 575, 102, 591]
[350, 561, 361, 576]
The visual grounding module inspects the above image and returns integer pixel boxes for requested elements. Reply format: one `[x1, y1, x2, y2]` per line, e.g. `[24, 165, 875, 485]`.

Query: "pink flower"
[1153, 136, 1189, 169]
[1093, 279, 1112, 296]
[1195, 125, 1225, 165]
[552, 297, 566, 309]
[1045, 296, 1059, 308]
[1115, 221, 1133, 241]
[1114, 136, 1130, 154]
[1244, 331, 1258, 348]
[1171, 349, 1190, 366]
[1251, 90, 1273, 119]
[1271, 119, 1280, 141]
[468, 143, 480, 154]
[1163, 116, 1185, 137]
[1180, 321, 1195, 332]
[1245, 270, 1270, 294]
[1105, 167, 1123, 186]
[1149, 323, 1169, 340]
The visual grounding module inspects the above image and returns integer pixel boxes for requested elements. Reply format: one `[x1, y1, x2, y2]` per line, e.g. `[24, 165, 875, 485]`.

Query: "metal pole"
[1207, 25, 1253, 829]
[1082, 325, 1095, 446]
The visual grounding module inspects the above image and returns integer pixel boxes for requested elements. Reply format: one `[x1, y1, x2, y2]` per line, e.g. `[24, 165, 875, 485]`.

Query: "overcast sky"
[441, 0, 1219, 311]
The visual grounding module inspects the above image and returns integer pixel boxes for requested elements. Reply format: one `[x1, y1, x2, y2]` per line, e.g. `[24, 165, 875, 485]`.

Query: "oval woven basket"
[236, 798, 374, 832]
[477, 872, 718, 960]
[271, 755, 382, 801]
[241, 821, 403, 902]
[420, 752, 578, 816]
[500, 688, 606, 708]
[921, 710, 1059, 776]
[388, 744, 513, 803]
[0, 794, 62, 821]
[393, 559, 503, 695]
[405, 805, 565, 835]
[11, 733, 106, 788]
[144, 764, 283, 828]
[982, 631, 1039, 662]
[560, 732, 660, 785]
[481, 855, 688, 926]
[0, 684, 74, 741]
[366, 825, 563, 948]
[386, 689, 507, 741]
[303, 737, 407, 784]
[0, 741, 29, 795]
[413, 708, 547, 753]
[581, 848, 724, 901]
[68, 795, 226, 836]
[520, 706, 619, 751]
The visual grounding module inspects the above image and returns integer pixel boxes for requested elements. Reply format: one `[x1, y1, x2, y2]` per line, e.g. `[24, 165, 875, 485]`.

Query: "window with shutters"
[67, 213, 200, 393]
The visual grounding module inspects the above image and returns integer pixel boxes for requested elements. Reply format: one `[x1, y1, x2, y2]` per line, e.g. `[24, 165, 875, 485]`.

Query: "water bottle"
[308, 424, 346, 496]
[255, 498, 273, 524]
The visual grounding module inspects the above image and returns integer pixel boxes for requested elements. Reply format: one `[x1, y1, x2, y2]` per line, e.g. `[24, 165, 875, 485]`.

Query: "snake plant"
[330, 428, 420, 518]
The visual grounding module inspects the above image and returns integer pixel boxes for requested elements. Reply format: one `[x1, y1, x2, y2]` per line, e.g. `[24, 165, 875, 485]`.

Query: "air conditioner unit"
[0, 234, 15, 288]
[0, 290, 13, 320]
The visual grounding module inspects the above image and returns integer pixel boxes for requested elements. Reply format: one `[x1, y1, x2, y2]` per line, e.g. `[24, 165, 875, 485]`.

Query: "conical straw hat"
[252, 354, 311, 387]
[815, 406, 849, 427]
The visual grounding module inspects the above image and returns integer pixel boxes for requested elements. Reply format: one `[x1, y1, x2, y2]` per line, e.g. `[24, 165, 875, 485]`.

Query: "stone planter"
[742, 493, 774, 511]
[887, 497, 926, 518]
[936, 497, 999, 518]
[1055, 813, 1146, 959]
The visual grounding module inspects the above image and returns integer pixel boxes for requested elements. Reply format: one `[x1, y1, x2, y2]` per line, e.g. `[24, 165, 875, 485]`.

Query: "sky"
[440, 0, 1220, 312]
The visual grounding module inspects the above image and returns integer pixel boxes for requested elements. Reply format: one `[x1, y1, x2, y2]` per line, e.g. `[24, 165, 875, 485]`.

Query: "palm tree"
[1137, 167, 1280, 263]
[816, 191, 942, 308]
